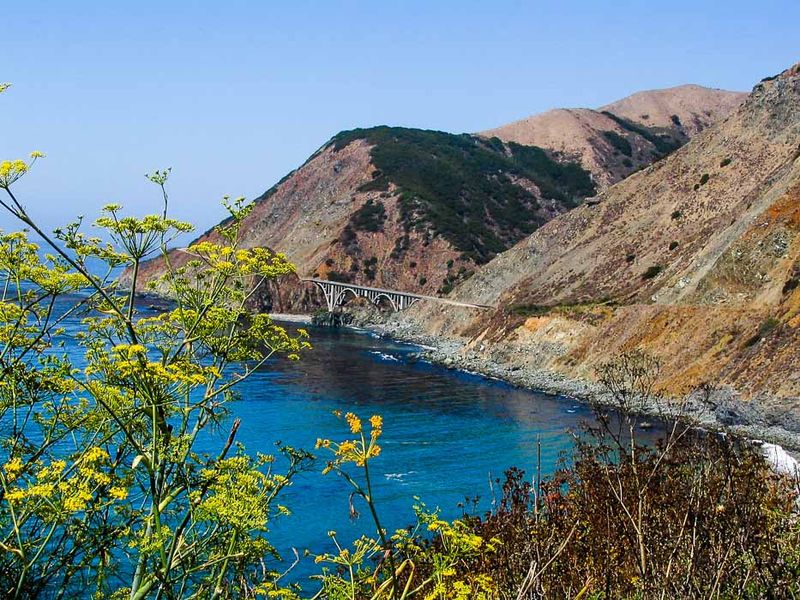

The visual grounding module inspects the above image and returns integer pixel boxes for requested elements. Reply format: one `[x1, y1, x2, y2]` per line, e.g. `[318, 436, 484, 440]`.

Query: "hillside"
[132, 128, 597, 298]
[131, 84, 742, 302]
[399, 64, 800, 443]
[481, 85, 746, 188]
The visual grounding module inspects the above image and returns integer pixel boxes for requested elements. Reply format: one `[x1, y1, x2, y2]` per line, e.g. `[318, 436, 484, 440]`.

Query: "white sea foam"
[384, 471, 417, 482]
[369, 351, 400, 362]
[761, 442, 800, 477]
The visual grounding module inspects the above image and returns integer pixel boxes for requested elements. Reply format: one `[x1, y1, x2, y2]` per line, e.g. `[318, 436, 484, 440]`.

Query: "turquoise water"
[38, 288, 660, 587]
[229, 323, 619, 582]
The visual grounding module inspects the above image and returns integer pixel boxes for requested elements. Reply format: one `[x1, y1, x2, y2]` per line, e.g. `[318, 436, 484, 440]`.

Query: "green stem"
[361, 433, 398, 599]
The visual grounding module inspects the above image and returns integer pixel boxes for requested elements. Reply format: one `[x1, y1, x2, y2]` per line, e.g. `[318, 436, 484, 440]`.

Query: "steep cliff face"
[481, 85, 746, 188]
[406, 65, 800, 428]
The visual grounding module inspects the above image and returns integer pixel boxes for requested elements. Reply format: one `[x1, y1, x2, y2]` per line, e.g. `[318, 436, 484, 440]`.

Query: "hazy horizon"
[2, 0, 798, 235]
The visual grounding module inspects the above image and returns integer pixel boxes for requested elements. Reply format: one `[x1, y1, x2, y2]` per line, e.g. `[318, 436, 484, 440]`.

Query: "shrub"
[699, 173, 710, 186]
[671, 210, 682, 219]
[327, 270, 352, 283]
[642, 264, 663, 279]
[461, 429, 800, 599]
[509, 303, 551, 316]
[349, 198, 386, 232]
[601, 111, 683, 157]
[602, 130, 633, 157]
[669, 240, 679, 250]
[745, 317, 780, 347]
[720, 157, 732, 167]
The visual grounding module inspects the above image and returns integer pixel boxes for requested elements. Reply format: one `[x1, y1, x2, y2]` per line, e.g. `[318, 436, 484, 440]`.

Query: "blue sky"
[2, 1, 797, 235]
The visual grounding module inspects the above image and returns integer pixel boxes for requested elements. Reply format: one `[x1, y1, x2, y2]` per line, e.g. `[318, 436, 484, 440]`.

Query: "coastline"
[229, 310, 798, 471]
[350, 316, 800, 471]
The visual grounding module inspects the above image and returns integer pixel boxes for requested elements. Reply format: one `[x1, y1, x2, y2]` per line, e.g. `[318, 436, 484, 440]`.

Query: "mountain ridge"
[481, 84, 747, 188]
[128, 80, 747, 314]
[392, 63, 800, 443]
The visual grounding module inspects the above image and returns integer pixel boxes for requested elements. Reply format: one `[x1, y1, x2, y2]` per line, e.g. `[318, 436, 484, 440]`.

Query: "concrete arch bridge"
[302, 278, 491, 312]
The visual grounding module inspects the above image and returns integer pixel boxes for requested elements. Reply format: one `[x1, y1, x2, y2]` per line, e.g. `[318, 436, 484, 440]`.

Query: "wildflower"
[64, 491, 91, 512]
[338, 440, 357, 456]
[0, 159, 29, 189]
[29, 151, 45, 159]
[109, 487, 129, 500]
[345, 412, 362, 434]
[127, 344, 147, 357]
[4, 457, 24, 481]
[84, 447, 109, 463]
[5, 489, 25, 502]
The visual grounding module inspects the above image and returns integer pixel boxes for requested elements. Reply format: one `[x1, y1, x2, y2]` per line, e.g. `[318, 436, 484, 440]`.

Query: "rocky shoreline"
[344, 314, 800, 468]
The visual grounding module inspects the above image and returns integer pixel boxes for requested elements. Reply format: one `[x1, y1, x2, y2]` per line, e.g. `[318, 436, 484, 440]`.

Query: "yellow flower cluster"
[317, 411, 383, 471]
[194, 454, 286, 532]
[98, 347, 218, 389]
[3, 448, 129, 514]
[0, 159, 28, 189]
[345, 412, 362, 433]
[427, 517, 501, 554]
[0, 153, 43, 189]
[109, 487, 128, 500]
[4, 457, 24, 482]
[187, 241, 296, 278]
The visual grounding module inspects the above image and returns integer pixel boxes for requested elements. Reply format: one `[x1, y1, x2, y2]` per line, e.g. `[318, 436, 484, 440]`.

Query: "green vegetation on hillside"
[350, 198, 387, 232]
[601, 111, 684, 157]
[331, 127, 596, 263]
[602, 130, 633, 156]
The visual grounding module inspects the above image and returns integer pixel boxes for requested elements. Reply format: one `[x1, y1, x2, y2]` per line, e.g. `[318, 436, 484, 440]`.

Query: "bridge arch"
[373, 293, 398, 312]
[336, 287, 359, 307]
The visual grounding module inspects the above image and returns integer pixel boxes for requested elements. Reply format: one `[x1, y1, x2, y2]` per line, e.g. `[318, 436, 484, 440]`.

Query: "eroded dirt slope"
[403, 65, 800, 432]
